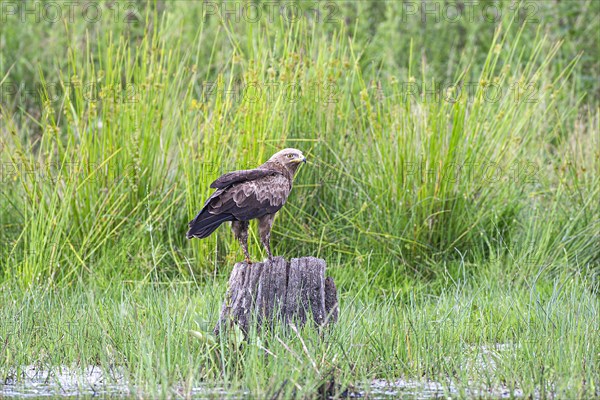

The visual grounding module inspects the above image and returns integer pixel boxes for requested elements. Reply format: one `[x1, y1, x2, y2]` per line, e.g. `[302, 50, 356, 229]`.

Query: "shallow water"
[1, 365, 128, 398]
[1, 358, 529, 399]
[0, 375, 527, 400]
[0, 365, 247, 398]
[362, 378, 525, 399]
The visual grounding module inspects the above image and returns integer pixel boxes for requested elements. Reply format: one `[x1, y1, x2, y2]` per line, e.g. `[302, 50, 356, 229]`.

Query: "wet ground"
[0, 368, 527, 399]
[1, 346, 532, 399]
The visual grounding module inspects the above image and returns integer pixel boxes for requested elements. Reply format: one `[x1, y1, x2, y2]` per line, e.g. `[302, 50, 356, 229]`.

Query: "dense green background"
[0, 1, 598, 398]
[1, 0, 598, 286]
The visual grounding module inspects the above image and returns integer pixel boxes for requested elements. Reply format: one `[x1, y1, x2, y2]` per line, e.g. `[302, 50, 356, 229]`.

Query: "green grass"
[0, 263, 597, 398]
[0, 0, 598, 398]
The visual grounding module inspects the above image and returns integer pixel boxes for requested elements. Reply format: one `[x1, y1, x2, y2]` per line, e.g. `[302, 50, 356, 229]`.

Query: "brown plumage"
[186, 148, 306, 263]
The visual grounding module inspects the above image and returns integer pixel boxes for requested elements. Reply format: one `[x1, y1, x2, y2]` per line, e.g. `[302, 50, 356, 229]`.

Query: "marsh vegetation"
[0, 1, 598, 398]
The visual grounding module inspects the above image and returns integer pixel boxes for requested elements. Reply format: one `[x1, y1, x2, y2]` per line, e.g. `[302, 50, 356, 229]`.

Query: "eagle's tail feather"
[186, 212, 233, 239]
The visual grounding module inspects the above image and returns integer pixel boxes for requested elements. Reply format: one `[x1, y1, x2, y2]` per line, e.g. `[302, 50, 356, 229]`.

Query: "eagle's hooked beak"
[292, 156, 307, 164]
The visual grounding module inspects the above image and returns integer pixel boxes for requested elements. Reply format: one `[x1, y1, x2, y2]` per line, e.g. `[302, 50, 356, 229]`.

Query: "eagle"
[186, 148, 306, 264]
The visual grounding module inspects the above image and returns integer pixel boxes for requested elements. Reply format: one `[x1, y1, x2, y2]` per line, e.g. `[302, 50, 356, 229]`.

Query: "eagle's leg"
[231, 220, 251, 264]
[258, 213, 276, 261]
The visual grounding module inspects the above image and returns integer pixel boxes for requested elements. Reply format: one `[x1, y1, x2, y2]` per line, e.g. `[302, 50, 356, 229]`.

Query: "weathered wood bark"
[214, 256, 338, 336]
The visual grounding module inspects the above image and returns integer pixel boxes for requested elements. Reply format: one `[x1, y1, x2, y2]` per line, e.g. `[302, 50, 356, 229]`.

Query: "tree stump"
[214, 256, 338, 336]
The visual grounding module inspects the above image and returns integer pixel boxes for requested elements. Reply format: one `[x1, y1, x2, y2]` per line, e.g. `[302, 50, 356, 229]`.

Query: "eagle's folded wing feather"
[210, 168, 276, 189]
[207, 173, 290, 220]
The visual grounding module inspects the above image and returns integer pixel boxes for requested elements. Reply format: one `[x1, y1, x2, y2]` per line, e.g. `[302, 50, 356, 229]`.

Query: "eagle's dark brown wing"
[220, 173, 291, 219]
[186, 170, 291, 239]
[210, 168, 276, 189]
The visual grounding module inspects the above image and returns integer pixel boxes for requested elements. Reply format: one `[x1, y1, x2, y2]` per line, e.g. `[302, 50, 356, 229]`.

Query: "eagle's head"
[268, 148, 306, 175]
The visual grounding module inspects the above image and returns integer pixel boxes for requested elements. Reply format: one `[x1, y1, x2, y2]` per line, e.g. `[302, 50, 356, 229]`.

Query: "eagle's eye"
[287, 154, 294, 159]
